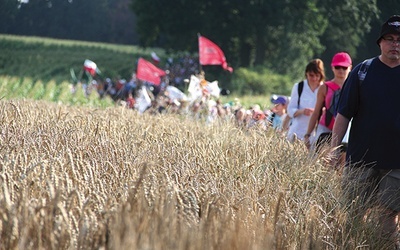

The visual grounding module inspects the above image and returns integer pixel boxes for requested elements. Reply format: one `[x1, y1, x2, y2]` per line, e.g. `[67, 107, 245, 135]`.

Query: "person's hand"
[327, 147, 341, 171]
[303, 108, 314, 116]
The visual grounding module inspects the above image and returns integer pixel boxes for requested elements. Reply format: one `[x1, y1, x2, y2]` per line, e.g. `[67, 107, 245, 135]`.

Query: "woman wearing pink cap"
[304, 52, 352, 151]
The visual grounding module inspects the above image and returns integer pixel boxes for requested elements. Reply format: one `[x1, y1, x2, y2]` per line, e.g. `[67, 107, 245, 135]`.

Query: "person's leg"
[378, 170, 400, 246]
[314, 132, 332, 154]
[341, 166, 379, 219]
[378, 209, 399, 248]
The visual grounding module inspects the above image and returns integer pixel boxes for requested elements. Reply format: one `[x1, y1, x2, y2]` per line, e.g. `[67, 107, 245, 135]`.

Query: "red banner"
[136, 58, 166, 85]
[198, 36, 233, 73]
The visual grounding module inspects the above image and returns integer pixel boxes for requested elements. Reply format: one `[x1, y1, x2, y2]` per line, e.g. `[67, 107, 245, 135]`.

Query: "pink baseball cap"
[331, 52, 352, 67]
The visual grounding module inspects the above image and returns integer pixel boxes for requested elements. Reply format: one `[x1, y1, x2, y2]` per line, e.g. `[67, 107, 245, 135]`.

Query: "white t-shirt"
[287, 80, 320, 142]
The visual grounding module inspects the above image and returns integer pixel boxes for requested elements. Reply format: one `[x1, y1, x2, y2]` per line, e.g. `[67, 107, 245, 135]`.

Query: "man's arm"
[331, 113, 349, 147]
[330, 113, 350, 167]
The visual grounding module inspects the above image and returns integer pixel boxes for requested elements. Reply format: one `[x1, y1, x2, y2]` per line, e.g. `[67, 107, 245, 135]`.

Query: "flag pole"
[197, 33, 203, 75]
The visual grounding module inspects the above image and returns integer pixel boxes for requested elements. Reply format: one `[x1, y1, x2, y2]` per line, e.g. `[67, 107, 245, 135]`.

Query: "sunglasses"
[334, 66, 348, 70]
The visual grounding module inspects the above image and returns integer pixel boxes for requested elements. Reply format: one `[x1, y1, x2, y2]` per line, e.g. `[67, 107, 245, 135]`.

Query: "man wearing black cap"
[331, 15, 400, 247]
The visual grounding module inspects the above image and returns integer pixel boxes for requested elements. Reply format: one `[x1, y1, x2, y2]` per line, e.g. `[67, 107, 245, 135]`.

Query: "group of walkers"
[240, 16, 400, 248]
[75, 54, 200, 103]
[285, 15, 400, 249]
[188, 14, 399, 248]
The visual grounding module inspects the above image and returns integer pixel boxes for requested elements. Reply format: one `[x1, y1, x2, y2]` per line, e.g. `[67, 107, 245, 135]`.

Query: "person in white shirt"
[286, 58, 325, 142]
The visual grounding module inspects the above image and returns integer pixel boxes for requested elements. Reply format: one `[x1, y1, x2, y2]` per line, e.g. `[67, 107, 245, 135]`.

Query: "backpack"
[270, 112, 276, 123]
[323, 57, 374, 126]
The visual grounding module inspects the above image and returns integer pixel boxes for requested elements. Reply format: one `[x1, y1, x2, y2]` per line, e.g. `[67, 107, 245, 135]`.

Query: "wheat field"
[0, 99, 390, 249]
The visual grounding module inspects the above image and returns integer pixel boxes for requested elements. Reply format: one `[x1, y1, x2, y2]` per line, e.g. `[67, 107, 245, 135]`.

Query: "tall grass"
[0, 99, 392, 249]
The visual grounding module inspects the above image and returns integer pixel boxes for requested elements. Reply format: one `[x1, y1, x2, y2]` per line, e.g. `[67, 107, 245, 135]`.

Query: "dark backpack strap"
[358, 57, 374, 85]
[324, 82, 341, 126]
[297, 80, 304, 107]
[323, 84, 329, 108]
[270, 112, 276, 124]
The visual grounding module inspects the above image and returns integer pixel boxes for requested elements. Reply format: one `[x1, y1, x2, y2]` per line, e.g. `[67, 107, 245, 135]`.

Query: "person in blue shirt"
[268, 96, 288, 132]
[331, 15, 400, 247]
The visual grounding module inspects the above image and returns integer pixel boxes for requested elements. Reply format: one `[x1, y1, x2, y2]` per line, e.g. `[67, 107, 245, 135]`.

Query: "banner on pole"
[198, 36, 233, 73]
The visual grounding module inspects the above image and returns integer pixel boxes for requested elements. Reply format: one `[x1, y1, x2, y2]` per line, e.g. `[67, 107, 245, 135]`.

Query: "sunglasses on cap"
[334, 66, 348, 70]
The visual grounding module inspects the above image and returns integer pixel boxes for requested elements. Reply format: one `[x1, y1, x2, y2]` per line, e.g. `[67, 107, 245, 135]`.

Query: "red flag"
[198, 36, 233, 73]
[136, 58, 166, 85]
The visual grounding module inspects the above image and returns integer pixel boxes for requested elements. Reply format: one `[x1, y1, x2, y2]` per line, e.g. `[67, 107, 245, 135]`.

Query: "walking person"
[304, 52, 352, 151]
[286, 59, 325, 142]
[331, 15, 400, 248]
[267, 96, 289, 133]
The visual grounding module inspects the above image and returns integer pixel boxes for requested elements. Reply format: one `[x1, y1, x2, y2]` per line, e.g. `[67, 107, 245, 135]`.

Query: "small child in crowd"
[267, 96, 288, 132]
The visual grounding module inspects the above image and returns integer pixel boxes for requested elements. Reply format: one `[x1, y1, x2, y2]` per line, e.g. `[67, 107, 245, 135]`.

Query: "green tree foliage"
[231, 67, 292, 96]
[0, 0, 19, 33]
[318, 0, 379, 77]
[2, 0, 138, 45]
[259, 0, 327, 78]
[357, 0, 400, 66]
[131, 0, 384, 79]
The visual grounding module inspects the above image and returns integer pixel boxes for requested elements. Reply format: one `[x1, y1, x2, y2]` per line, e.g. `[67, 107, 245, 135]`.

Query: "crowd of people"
[232, 15, 400, 247]
[73, 15, 400, 248]
[75, 55, 291, 133]
[75, 54, 200, 101]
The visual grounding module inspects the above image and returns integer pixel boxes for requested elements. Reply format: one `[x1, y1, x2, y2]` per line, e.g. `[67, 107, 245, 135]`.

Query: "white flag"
[187, 75, 203, 102]
[83, 59, 99, 76]
[166, 86, 188, 102]
[205, 80, 220, 98]
[135, 86, 152, 113]
[187, 75, 220, 100]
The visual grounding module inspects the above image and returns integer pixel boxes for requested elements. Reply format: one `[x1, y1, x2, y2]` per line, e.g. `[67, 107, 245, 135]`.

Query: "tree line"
[1, 0, 137, 45]
[131, 0, 400, 79]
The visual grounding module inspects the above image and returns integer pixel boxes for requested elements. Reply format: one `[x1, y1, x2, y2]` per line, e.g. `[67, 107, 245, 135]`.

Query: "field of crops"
[0, 34, 156, 82]
[1, 34, 396, 250]
[0, 75, 115, 108]
[0, 98, 393, 249]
